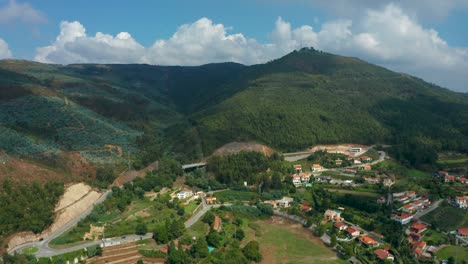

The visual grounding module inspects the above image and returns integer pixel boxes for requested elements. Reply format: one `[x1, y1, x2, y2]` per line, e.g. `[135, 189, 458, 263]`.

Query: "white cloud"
[0, 38, 12, 58]
[35, 4, 468, 91]
[283, 0, 468, 22]
[0, 0, 46, 24]
[35, 21, 145, 64]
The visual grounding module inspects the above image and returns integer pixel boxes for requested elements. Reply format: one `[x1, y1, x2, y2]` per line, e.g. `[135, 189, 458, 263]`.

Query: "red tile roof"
[360, 235, 379, 246]
[300, 205, 312, 212]
[457, 228, 468, 235]
[410, 223, 428, 232]
[374, 249, 392, 260]
[212, 215, 221, 230]
[334, 222, 347, 228]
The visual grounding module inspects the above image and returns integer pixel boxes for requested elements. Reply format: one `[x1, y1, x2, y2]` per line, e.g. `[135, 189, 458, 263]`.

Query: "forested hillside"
[0, 48, 467, 170]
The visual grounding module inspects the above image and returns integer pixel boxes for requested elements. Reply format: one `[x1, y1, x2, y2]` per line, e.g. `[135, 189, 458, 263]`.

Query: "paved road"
[185, 196, 210, 228]
[414, 199, 443, 220]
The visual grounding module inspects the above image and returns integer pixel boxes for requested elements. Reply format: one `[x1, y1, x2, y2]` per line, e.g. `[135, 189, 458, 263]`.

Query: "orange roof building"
[359, 235, 379, 247]
[212, 215, 221, 232]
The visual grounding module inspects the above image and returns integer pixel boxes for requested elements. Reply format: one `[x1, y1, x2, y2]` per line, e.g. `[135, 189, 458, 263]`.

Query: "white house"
[391, 213, 414, 225]
[278, 197, 294, 208]
[177, 190, 193, 199]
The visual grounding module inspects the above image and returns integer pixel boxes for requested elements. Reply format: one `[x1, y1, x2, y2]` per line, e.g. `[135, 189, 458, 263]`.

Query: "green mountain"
[1, 48, 467, 171]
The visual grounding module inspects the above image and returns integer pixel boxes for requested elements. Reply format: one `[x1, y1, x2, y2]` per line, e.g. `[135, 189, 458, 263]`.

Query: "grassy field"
[437, 153, 468, 164]
[325, 188, 380, 198]
[435, 246, 468, 261]
[22, 246, 39, 255]
[423, 229, 449, 246]
[244, 217, 344, 264]
[421, 202, 468, 231]
[407, 169, 429, 179]
[215, 190, 259, 202]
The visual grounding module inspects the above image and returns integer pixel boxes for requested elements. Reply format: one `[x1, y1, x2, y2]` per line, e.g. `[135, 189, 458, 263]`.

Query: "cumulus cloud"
[0, 0, 46, 24]
[282, 0, 468, 22]
[35, 21, 145, 64]
[35, 4, 468, 91]
[0, 38, 12, 58]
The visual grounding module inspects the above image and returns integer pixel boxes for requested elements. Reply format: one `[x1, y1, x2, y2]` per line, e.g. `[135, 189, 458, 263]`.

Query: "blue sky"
[1, 0, 468, 92]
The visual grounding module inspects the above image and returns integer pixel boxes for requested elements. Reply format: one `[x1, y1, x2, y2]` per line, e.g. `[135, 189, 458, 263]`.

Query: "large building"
[324, 209, 344, 222]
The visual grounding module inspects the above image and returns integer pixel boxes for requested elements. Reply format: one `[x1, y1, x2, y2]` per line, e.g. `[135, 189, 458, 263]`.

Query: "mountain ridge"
[0, 48, 467, 172]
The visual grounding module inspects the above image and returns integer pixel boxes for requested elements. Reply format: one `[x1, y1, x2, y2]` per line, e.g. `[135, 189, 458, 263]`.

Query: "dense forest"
[0, 181, 64, 244]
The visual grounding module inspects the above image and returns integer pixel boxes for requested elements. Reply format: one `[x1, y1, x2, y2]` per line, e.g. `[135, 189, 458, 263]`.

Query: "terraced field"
[86, 242, 164, 264]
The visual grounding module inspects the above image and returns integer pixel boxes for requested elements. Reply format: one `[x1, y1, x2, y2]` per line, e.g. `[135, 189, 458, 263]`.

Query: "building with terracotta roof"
[345, 227, 360, 237]
[292, 174, 302, 187]
[205, 196, 217, 204]
[457, 228, 468, 237]
[293, 164, 302, 173]
[311, 164, 324, 172]
[359, 235, 379, 247]
[300, 204, 312, 212]
[438, 170, 449, 176]
[411, 241, 427, 257]
[454, 196, 468, 209]
[400, 203, 416, 214]
[445, 175, 455, 182]
[410, 223, 428, 234]
[363, 164, 372, 170]
[360, 155, 372, 162]
[391, 213, 414, 225]
[374, 249, 394, 261]
[334, 222, 348, 231]
[457, 177, 468, 184]
[212, 215, 221, 232]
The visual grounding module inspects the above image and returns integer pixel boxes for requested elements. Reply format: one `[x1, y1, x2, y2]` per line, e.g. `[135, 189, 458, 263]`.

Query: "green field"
[437, 153, 468, 165]
[22, 246, 39, 255]
[215, 190, 259, 202]
[435, 246, 468, 261]
[245, 219, 344, 264]
[421, 202, 468, 231]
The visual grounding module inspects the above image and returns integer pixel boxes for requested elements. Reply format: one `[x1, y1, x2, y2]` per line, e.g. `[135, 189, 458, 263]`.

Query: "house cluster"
[397, 222, 430, 258]
[439, 170, 468, 184]
[364, 176, 393, 186]
[334, 222, 383, 249]
[346, 154, 372, 165]
[291, 165, 312, 188]
[393, 191, 430, 214]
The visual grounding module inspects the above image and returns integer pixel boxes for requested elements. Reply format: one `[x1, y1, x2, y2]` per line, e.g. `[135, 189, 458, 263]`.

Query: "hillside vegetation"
[0, 48, 467, 169]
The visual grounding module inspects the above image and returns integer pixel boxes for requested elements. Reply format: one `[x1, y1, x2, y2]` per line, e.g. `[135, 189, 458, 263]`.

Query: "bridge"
[182, 162, 207, 171]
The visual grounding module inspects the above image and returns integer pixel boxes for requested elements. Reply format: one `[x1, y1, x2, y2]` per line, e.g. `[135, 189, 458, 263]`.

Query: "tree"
[137, 260, 144, 264]
[330, 235, 337, 247]
[271, 172, 283, 189]
[203, 211, 215, 225]
[233, 229, 245, 241]
[153, 225, 169, 244]
[448, 256, 455, 264]
[169, 219, 185, 239]
[243, 241, 262, 262]
[206, 229, 221, 247]
[191, 237, 209, 258]
[96, 245, 103, 256]
[135, 222, 148, 235]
